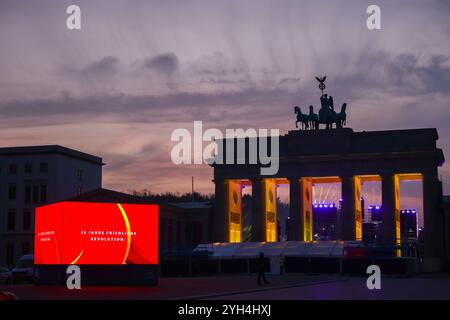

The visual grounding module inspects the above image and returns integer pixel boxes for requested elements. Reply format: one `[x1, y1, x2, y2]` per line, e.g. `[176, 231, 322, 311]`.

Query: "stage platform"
[159, 241, 420, 277]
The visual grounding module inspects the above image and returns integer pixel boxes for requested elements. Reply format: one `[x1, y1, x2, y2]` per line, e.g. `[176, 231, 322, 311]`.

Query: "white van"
[12, 254, 34, 283]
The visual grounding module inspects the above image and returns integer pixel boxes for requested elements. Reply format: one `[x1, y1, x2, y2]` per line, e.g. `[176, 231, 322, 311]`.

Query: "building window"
[7, 209, 15, 231]
[8, 184, 16, 200]
[33, 185, 39, 203]
[6, 243, 14, 266]
[40, 162, 48, 173]
[9, 164, 17, 174]
[23, 209, 31, 231]
[76, 169, 83, 181]
[77, 186, 83, 195]
[25, 184, 47, 203]
[40, 185, 47, 203]
[25, 185, 31, 204]
[22, 242, 31, 255]
[24, 163, 32, 174]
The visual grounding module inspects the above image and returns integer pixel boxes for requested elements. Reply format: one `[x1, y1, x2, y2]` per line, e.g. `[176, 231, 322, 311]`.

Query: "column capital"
[250, 178, 266, 187]
[421, 169, 438, 179]
[339, 174, 358, 180]
[379, 172, 398, 179]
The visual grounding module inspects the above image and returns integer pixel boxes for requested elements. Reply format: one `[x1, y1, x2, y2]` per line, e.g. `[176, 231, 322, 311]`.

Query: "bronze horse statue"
[309, 105, 319, 130]
[294, 84, 348, 130]
[337, 103, 347, 127]
[318, 94, 347, 129]
[295, 103, 347, 130]
[294, 106, 309, 130]
[318, 103, 347, 129]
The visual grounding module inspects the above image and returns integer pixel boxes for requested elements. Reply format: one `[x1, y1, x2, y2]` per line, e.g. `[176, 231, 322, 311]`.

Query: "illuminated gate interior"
[212, 129, 444, 264]
[220, 173, 424, 248]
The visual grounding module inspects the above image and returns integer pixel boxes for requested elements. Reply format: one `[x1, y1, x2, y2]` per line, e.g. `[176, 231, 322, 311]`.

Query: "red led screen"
[34, 202, 158, 265]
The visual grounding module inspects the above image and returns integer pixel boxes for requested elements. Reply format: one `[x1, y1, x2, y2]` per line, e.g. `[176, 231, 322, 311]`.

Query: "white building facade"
[0, 145, 103, 267]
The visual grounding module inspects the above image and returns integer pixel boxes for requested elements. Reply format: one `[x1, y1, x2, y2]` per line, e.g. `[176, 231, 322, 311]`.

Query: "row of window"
[6, 242, 31, 266]
[1, 164, 85, 180]
[7, 209, 32, 231]
[7, 184, 84, 202]
[1, 162, 48, 175]
[7, 184, 47, 203]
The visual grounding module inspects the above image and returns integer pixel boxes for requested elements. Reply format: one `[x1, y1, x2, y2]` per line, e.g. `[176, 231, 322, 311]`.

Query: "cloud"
[335, 52, 450, 97]
[188, 51, 248, 76]
[1, 0, 450, 196]
[0, 86, 302, 127]
[143, 53, 179, 76]
[82, 56, 120, 78]
[59, 56, 121, 94]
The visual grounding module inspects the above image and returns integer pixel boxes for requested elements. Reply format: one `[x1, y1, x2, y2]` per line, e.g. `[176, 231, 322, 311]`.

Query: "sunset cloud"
[0, 0, 449, 211]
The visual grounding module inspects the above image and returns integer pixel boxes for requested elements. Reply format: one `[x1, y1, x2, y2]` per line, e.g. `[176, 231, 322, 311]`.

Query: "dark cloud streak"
[143, 52, 179, 75]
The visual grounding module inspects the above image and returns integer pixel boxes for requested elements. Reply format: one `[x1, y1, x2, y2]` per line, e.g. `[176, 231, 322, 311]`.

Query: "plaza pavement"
[1, 273, 449, 300]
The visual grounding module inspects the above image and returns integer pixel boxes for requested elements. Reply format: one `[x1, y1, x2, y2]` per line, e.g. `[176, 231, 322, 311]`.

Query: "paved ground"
[205, 275, 450, 300]
[1, 273, 450, 300]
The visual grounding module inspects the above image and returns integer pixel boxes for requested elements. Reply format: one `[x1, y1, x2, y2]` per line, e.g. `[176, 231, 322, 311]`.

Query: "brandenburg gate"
[211, 77, 445, 266]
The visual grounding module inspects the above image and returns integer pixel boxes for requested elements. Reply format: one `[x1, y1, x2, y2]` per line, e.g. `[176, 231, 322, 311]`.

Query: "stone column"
[300, 178, 313, 242]
[381, 173, 400, 246]
[212, 179, 227, 242]
[158, 219, 163, 251]
[340, 175, 362, 240]
[422, 170, 443, 269]
[263, 179, 277, 242]
[162, 218, 169, 251]
[179, 221, 186, 251]
[171, 219, 178, 251]
[288, 177, 312, 242]
[251, 178, 265, 242]
[226, 180, 243, 242]
[288, 177, 301, 241]
[201, 221, 208, 244]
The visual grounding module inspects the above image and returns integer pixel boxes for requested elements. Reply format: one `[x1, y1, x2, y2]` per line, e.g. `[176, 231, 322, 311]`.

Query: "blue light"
[319, 204, 323, 208]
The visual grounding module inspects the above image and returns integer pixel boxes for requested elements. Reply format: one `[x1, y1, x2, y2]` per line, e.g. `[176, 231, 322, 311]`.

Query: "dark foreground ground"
[1, 273, 450, 300]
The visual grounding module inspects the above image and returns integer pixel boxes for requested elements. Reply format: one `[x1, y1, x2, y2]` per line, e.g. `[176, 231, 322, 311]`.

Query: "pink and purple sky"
[0, 0, 449, 221]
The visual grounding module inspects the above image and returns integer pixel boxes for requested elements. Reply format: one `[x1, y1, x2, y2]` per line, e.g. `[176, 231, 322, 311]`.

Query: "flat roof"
[0, 145, 104, 165]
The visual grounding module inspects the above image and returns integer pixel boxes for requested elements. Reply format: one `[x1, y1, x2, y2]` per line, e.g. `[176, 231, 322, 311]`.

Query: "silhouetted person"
[257, 252, 269, 285]
[279, 256, 285, 275]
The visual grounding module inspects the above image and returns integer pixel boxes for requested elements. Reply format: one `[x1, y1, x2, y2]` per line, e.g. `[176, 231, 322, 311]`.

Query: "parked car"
[0, 267, 13, 284]
[12, 254, 34, 283]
